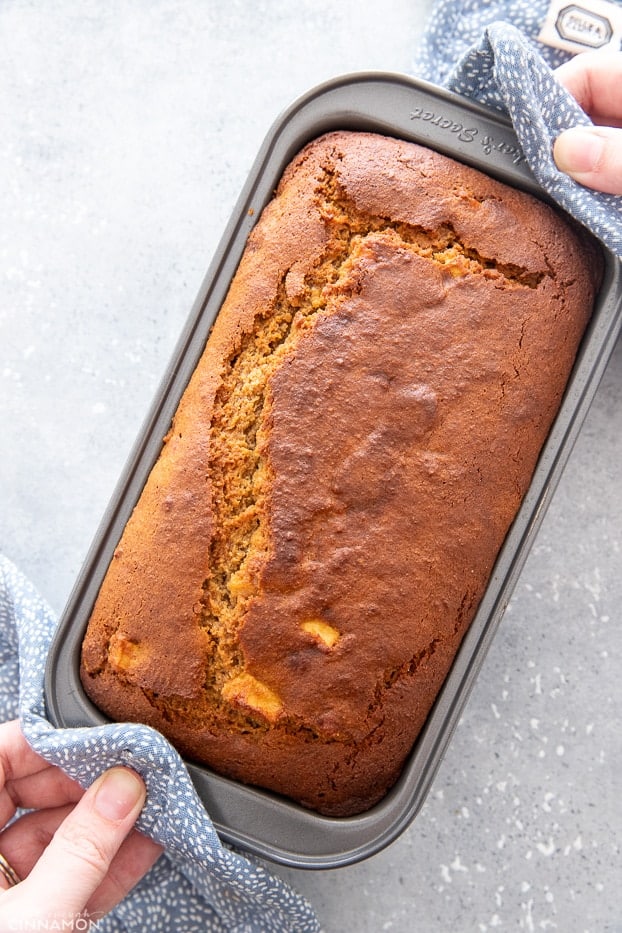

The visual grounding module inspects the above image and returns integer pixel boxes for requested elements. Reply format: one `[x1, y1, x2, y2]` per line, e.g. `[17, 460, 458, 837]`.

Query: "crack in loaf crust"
[80, 131, 602, 816]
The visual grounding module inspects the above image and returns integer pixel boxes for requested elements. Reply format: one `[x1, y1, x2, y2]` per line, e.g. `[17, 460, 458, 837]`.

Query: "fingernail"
[554, 127, 604, 174]
[93, 767, 145, 821]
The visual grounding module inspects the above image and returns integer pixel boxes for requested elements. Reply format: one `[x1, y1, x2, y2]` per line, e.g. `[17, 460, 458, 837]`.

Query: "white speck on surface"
[450, 855, 468, 873]
[522, 898, 535, 932]
[542, 792, 556, 812]
[536, 838, 556, 856]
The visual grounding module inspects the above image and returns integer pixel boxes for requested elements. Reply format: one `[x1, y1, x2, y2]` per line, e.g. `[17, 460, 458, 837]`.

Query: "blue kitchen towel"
[0, 553, 319, 933]
[413, 0, 622, 259]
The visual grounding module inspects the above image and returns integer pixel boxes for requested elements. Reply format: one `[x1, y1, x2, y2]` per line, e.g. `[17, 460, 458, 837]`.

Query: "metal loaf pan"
[44, 73, 622, 869]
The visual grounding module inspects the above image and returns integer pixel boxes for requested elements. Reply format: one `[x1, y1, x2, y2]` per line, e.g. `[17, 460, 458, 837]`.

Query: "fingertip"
[554, 126, 622, 194]
[92, 767, 146, 823]
[554, 126, 604, 175]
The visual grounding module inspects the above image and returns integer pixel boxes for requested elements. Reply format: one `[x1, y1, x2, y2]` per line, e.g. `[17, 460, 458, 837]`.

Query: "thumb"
[0, 767, 146, 927]
[554, 125, 622, 195]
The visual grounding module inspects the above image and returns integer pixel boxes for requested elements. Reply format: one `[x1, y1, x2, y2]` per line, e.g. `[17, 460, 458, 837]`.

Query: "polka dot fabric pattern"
[413, 2, 622, 259]
[0, 554, 319, 933]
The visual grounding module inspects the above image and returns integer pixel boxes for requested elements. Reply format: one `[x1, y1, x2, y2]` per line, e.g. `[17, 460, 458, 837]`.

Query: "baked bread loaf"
[80, 131, 601, 816]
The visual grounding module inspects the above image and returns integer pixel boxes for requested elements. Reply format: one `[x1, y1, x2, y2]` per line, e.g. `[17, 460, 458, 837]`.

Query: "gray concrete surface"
[1, 2, 620, 931]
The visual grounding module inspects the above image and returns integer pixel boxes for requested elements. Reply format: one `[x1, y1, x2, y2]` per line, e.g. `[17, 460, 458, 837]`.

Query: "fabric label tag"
[538, 0, 622, 53]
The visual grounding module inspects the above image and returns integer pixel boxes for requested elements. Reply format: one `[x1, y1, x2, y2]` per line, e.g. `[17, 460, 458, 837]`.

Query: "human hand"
[0, 720, 162, 929]
[553, 51, 622, 195]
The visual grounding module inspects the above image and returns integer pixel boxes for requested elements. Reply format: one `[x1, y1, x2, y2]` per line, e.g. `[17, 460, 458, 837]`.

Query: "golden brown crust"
[80, 131, 601, 816]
